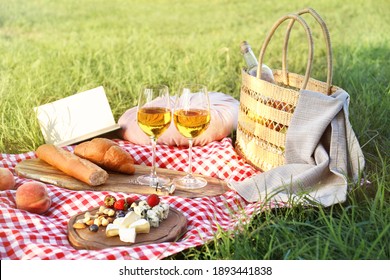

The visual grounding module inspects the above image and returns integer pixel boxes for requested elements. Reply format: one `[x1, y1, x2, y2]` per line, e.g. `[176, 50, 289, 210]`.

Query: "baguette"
[36, 144, 109, 186]
[74, 138, 135, 174]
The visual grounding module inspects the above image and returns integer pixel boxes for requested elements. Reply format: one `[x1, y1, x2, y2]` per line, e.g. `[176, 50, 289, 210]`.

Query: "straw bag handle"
[257, 13, 314, 90]
[282, 8, 333, 94]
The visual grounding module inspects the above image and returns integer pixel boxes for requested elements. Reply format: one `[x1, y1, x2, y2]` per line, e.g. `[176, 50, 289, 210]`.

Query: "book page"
[34, 86, 119, 146]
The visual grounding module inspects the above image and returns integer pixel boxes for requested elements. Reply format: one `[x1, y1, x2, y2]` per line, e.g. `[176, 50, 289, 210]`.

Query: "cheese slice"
[119, 227, 136, 243]
[129, 219, 150, 233]
[119, 211, 141, 229]
[105, 223, 120, 237]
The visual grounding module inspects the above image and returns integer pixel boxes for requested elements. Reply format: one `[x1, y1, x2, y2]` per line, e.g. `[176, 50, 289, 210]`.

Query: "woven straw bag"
[235, 8, 340, 172]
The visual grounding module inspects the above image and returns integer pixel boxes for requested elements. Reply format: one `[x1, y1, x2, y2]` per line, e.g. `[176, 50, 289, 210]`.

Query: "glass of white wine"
[173, 84, 211, 189]
[136, 84, 171, 187]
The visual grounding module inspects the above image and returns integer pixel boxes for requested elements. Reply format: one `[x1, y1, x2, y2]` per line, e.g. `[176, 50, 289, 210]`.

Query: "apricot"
[15, 182, 51, 214]
[0, 167, 16, 191]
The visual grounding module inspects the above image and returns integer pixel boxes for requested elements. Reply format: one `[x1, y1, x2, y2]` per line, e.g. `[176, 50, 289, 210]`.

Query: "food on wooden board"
[129, 219, 150, 233]
[36, 144, 109, 186]
[72, 194, 170, 243]
[104, 194, 117, 208]
[15, 181, 51, 214]
[74, 138, 135, 175]
[113, 198, 128, 211]
[89, 224, 99, 232]
[146, 193, 160, 207]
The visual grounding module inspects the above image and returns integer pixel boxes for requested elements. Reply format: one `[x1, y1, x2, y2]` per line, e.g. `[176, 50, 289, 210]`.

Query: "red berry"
[126, 197, 135, 206]
[104, 195, 116, 209]
[114, 199, 129, 211]
[146, 194, 160, 207]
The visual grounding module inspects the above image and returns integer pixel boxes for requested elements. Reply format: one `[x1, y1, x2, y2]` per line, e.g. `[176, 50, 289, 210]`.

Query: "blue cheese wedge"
[148, 215, 160, 228]
[160, 203, 169, 220]
[134, 205, 149, 218]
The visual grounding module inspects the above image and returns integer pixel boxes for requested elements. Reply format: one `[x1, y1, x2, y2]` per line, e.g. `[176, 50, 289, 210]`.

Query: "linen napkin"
[228, 89, 365, 207]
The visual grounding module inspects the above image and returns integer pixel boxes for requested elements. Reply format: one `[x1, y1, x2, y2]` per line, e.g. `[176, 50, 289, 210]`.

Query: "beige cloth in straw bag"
[228, 88, 365, 207]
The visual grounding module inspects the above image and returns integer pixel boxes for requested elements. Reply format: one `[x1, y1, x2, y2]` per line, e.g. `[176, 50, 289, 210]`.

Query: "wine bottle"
[240, 41, 275, 83]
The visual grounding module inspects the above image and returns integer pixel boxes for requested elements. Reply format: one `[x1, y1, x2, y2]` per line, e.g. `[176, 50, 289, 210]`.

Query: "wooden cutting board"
[68, 206, 187, 250]
[15, 159, 229, 198]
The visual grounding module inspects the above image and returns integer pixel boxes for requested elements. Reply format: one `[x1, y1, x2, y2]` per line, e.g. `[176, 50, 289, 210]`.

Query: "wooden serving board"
[15, 159, 229, 198]
[68, 206, 187, 250]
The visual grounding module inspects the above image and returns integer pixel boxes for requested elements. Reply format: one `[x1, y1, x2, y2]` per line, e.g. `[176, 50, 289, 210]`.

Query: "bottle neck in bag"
[240, 41, 275, 83]
[240, 41, 258, 76]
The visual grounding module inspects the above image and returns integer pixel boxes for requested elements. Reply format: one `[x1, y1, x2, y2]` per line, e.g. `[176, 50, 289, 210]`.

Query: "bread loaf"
[36, 144, 109, 186]
[74, 138, 135, 174]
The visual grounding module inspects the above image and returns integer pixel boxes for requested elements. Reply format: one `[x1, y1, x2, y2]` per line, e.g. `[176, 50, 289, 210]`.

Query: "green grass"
[1, 0, 389, 259]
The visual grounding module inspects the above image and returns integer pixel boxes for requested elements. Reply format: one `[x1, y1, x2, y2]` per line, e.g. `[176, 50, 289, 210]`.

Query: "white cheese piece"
[129, 219, 150, 233]
[105, 223, 120, 237]
[120, 211, 141, 229]
[119, 227, 137, 243]
[113, 217, 125, 226]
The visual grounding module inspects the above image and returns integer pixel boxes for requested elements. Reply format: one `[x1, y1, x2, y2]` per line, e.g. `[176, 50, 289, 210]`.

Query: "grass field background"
[1, 0, 389, 259]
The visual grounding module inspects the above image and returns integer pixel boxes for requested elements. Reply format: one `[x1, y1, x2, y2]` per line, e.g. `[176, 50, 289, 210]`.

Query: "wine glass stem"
[187, 138, 194, 178]
[150, 137, 158, 182]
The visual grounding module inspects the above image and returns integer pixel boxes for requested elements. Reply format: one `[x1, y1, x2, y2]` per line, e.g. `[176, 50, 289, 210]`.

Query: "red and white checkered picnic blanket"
[0, 138, 283, 260]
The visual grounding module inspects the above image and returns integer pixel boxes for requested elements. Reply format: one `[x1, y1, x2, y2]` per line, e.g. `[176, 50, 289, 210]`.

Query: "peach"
[15, 182, 51, 214]
[0, 167, 16, 191]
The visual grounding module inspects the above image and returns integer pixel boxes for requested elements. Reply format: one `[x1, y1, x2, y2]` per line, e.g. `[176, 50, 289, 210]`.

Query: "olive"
[89, 224, 99, 232]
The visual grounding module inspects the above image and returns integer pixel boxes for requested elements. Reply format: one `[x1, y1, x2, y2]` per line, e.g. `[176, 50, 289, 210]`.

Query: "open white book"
[34, 86, 120, 146]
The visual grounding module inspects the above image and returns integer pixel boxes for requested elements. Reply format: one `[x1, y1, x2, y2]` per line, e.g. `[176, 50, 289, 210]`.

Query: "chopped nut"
[107, 209, 115, 217]
[94, 218, 101, 226]
[73, 223, 87, 229]
[83, 211, 98, 223]
[101, 218, 109, 226]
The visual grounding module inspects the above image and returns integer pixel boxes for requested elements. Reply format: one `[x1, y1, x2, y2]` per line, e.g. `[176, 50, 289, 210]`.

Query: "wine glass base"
[172, 176, 207, 190]
[137, 175, 171, 187]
